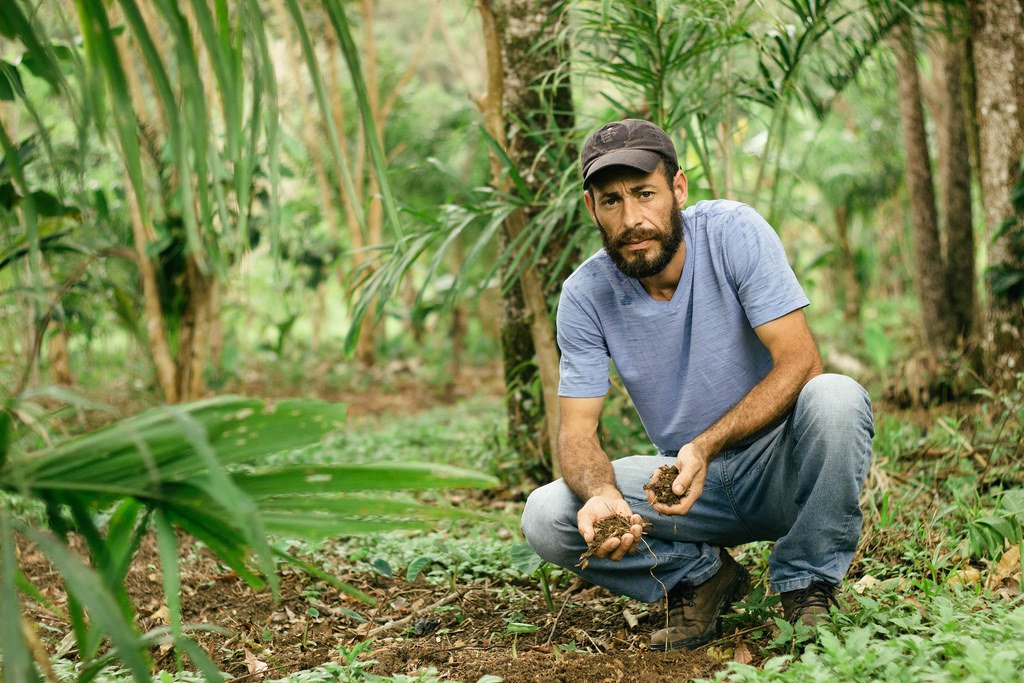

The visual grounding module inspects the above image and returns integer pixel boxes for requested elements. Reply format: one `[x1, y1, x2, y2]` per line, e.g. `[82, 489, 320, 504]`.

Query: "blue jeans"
[520, 374, 874, 602]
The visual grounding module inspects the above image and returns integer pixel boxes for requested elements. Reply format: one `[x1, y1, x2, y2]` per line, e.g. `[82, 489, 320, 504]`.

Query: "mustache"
[610, 227, 664, 250]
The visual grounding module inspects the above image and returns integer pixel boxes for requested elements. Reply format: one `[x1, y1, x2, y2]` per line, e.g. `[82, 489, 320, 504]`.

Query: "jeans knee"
[520, 485, 572, 562]
[520, 487, 545, 541]
[798, 374, 874, 436]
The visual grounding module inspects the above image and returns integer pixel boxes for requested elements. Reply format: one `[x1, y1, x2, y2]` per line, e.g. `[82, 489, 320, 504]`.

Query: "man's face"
[585, 165, 686, 279]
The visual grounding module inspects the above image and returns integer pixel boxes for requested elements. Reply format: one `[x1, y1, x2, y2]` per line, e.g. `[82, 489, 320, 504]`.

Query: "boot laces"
[668, 585, 698, 622]
[792, 582, 837, 611]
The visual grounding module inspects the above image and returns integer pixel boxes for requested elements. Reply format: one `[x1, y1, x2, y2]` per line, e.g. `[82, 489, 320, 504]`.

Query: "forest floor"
[17, 362, 1024, 682]
[21, 528, 722, 683]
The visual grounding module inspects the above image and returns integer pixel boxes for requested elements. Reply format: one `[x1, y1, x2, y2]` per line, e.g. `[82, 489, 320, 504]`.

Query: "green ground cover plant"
[23, 375, 1020, 682]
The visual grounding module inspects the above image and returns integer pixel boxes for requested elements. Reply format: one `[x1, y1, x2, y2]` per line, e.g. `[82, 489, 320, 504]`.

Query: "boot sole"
[651, 561, 751, 652]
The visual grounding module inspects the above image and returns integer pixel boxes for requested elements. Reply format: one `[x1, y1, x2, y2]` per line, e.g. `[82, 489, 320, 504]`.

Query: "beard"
[598, 204, 684, 279]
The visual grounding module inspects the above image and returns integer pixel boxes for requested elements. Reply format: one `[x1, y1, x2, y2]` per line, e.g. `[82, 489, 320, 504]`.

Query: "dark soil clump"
[644, 464, 682, 505]
[577, 515, 652, 569]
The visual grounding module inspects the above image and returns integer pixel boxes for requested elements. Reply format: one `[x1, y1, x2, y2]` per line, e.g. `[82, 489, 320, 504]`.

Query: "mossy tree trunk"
[479, 0, 579, 481]
[968, 0, 1024, 381]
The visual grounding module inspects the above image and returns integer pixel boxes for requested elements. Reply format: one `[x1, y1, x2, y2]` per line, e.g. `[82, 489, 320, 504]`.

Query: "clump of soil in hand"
[577, 515, 652, 569]
[644, 464, 682, 506]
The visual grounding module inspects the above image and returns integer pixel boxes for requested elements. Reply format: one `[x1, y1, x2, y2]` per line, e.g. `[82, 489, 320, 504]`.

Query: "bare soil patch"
[19, 530, 726, 682]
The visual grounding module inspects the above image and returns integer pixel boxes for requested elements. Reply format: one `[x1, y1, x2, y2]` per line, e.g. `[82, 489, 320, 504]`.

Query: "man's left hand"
[647, 443, 708, 516]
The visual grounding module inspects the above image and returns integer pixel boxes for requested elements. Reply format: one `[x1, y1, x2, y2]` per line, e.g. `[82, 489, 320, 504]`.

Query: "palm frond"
[1, 396, 496, 679]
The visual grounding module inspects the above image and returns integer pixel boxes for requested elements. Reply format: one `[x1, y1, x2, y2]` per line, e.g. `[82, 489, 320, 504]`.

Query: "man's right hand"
[577, 493, 645, 561]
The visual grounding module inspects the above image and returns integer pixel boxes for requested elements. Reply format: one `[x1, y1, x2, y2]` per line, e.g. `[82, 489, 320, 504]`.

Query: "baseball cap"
[581, 119, 677, 187]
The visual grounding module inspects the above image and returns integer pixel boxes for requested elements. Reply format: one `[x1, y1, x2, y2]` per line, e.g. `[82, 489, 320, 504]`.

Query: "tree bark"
[47, 322, 74, 386]
[479, 0, 579, 480]
[932, 14, 977, 342]
[835, 203, 861, 325]
[893, 20, 956, 356]
[968, 0, 1024, 378]
[175, 256, 215, 401]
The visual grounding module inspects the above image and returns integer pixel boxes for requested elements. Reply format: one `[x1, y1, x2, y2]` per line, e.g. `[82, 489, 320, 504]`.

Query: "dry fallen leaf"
[244, 649, 269, 674]
[989, 545, 1021, 584]
[853, 575, 880, 594]
[733, 640, 753, 665]
[987, 545, 1021, 598]
[948, 566, 982, 586]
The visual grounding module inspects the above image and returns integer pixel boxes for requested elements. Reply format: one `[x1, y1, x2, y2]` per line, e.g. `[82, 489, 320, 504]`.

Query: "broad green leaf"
[406, 555, 435, 581]
[0, 1, 64, 89]
[233, 462, 496, 497]
[1002, 489, 1024, 518]
[510, 542, 544, 576]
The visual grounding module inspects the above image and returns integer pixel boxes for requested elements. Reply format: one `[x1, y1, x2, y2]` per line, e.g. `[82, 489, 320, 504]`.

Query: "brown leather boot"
[780, 582, 838, 627]
[650, 549, 750, 651]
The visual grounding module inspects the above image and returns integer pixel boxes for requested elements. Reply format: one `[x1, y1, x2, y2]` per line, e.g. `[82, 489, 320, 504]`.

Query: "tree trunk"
[47, 322, 74, 387]
[968, 0, 1024, 379]
[893, 20, 956, 356]
[479, 0, 579, 481]
[933, 14, 977, 342]
[835, 203, 861, 325]
[175, 256, 215, 401]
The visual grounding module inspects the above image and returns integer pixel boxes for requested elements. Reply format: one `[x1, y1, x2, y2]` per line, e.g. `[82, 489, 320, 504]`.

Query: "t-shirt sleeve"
[723, 205, 809, 328]
[556, 287, 611, 398]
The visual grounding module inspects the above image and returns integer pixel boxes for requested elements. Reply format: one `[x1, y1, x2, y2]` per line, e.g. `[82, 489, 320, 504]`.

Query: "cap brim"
[583, 149, 662, 185]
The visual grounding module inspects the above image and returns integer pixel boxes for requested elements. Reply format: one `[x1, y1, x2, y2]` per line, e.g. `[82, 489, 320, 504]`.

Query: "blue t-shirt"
[556, 199, 809, 454]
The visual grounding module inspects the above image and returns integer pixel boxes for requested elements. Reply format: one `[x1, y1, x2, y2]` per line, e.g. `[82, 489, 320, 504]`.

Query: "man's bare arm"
[560, 395, 644, 560]
[649, 308, 823, 515]
[695, 308, 823, 456]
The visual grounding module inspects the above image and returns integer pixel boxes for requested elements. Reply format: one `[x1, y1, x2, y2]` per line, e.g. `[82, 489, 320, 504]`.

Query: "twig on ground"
[367, 589, 466, 637]
[544, 593, 572, 646]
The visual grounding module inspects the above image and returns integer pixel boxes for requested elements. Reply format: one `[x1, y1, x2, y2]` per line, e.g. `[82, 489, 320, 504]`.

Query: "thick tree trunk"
[968, 0, 1024, 378]
[479, 0, 578, 480]
[893, 20, 956, 356]
[932, 16, 977, 342]
[919, 7, 978, 370]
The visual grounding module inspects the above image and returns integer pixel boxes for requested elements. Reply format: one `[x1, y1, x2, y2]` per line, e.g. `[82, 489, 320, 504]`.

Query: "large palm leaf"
[0, 397, 496, 681]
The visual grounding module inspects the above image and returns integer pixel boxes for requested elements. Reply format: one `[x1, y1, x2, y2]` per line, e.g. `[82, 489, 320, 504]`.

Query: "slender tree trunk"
[893, 20, 956, 356]
[111, 10, 178, 402]
[207, 281, 223, 374]
[968, 0, 1024, 379]
[46, 322, 73, 386]
[835, 203, 861, 325]
[479, 0, 579, 480]
[175, 257, 214, 401]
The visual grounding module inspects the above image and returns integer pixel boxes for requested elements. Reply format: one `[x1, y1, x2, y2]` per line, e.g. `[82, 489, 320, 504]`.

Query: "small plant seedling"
[497, 618, 540, 658]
